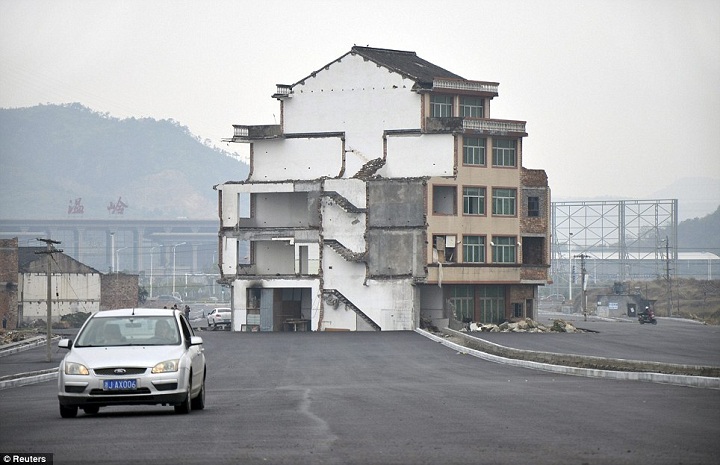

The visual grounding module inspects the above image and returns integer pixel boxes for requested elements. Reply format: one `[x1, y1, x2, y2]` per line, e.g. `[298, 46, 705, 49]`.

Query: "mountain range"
[0, 104, 717, 253]
[0, 103, 248, 220]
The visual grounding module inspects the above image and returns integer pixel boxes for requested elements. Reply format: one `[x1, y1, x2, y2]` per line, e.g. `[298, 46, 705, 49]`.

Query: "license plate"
[103, 379, 137, 391]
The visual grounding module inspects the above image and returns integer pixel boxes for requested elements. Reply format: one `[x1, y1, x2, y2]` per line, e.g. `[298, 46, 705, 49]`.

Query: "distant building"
[217, 46, 551, 331]
[0, 240, 139, 327]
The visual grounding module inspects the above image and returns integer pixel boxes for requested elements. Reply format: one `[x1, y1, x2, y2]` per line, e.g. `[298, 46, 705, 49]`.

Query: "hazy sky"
[1, 0, 718, 201]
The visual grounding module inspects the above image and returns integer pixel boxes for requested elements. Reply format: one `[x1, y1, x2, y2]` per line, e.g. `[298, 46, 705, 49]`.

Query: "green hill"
[0, 103, 248, 219]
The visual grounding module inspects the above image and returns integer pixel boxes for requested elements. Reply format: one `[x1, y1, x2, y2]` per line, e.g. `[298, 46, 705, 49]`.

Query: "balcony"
[432, 78, 499, 96]
[425, 117, 527, 136]
[228, 124, 283, 142]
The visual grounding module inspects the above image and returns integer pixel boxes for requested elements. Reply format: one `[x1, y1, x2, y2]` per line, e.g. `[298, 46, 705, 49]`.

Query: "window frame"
[527, 196, 540, 217]
[463, 186, 486, 216]
[492, 138, 517, 167]
[430, 94, 453, 118]
[492, 188, 517, 216]
[492, 236, 517, 263]
[462, 235, 486, 263]
[462, 136, 486, 166]
[459, 96, 484, 118]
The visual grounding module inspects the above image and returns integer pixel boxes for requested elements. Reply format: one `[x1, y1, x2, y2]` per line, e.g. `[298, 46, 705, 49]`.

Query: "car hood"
[65, 345, 185, 369]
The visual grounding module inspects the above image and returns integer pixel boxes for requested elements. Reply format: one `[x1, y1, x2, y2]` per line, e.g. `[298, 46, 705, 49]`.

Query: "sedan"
[57, 308, 206, 418]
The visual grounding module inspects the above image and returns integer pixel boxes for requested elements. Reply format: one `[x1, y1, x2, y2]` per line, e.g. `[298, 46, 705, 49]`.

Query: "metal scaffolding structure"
[551, 199, 678, 292]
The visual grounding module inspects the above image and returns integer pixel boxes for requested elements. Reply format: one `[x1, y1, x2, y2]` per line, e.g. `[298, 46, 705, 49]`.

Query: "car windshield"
[74, 316, 181, 347]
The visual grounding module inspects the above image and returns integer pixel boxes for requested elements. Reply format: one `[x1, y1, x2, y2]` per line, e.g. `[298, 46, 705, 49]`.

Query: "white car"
[57, 308, 206, 418]
[206, 307, 231, 330]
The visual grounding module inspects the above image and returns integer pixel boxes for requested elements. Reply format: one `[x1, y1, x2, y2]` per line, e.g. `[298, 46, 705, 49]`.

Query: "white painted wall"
[20, 272, 101, 321]
[251, 138, 344, 182]
[382, 133, 455, 178]
[322, 245, 415, 330]
[284, 54, 422, 178]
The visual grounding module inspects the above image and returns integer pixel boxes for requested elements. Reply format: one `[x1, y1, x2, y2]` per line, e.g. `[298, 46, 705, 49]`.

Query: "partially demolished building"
[217, 46, 550, 331]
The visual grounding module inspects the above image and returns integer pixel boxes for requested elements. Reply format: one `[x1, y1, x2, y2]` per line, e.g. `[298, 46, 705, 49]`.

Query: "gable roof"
[291, 46, 464, 89]
[18, 246, 100, 274]
[350, 46, 464, 84]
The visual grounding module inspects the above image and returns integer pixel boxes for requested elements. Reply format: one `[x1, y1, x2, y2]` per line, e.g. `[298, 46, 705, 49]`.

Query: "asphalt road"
[473, 313, 720, 366]
[1, 329, 719, 465]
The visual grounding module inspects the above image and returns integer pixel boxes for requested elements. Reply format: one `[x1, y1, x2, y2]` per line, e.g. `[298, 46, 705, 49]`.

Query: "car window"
[74, 316, 181, 347]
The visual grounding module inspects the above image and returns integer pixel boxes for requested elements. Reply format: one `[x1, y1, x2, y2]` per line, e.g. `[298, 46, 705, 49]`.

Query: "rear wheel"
[59, 404, 78, 418]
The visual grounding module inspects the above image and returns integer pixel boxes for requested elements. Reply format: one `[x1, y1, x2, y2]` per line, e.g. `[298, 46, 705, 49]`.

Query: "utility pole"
[575, 253, 589, 321]
[35, 238, 62, 362]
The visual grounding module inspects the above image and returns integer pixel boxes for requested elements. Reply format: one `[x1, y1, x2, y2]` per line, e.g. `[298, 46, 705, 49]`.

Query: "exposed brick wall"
[100, 273, 139, 310]
[0, 238, 19, 329]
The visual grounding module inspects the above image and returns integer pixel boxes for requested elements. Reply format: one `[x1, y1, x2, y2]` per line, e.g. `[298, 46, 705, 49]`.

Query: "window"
[463, 137, 486, 165]
[433, 235, 456, 263]
[478, 285, 505, 324]
[492, 236, 516, 263]
[459, 96, 484, 117]
[492, 188, 516, 216]
[528, 196, 540, 217]
[463, 187, 485, 215]
[463, 236, 485, 263]
[492, 139, 516, 167]
[430, 95, 453, 117]
[449, 285, 474, 322]
[432, 185, 457, 215]
[513, 303, 524, 318]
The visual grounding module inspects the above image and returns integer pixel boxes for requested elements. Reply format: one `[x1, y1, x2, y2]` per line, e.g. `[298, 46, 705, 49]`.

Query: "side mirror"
[189, 336, 203, 346]
[58, 338, 73, 349]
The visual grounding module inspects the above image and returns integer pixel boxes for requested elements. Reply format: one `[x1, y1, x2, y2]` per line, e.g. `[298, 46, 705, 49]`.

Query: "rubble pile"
[0, 329, 40, 345]
[464, 318, 582, 333]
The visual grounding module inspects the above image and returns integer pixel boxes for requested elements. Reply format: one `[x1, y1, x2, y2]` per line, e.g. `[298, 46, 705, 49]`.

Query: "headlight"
[152, 359, 179, 373]
[64, 362, 89, 375]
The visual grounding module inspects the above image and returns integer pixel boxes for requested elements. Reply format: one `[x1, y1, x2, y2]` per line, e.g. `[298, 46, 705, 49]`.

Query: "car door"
[179, 316, 204, 393]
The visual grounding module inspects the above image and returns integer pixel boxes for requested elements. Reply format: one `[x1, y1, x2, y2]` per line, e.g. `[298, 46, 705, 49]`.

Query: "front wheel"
[174, 382, 192, 414]
[59, 404, 78, 418]
[83, 406, 100, 415]
[652, 319, 657, 325]
[191, 375, 206, 410]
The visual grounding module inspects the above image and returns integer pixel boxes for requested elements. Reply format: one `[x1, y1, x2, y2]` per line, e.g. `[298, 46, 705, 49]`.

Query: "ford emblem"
[114, 368, 127, 374]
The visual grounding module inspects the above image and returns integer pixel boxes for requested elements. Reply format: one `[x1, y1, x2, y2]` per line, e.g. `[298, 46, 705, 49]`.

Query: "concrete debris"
[464, 318, 582, 333]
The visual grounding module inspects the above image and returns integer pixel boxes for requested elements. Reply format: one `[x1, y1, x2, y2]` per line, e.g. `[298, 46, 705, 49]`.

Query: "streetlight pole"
[172, 242, 186, 297]
[150, 246, 157, 298]
[568, 233, 574, 302]
[115, 247, 129, 274]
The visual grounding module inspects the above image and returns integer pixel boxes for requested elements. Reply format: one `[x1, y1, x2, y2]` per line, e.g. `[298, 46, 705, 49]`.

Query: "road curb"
[0, 368, 58, 391]
[416, 329, 720, 390]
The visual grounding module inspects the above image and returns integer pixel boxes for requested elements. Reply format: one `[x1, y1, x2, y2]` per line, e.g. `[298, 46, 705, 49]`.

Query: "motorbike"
[638, 309, 657, 325]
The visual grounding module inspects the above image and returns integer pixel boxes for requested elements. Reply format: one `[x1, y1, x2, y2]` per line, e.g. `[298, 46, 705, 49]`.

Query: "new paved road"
[1, 327, 719, 464]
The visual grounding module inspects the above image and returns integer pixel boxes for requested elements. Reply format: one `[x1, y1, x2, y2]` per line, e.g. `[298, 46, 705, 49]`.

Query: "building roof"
[350, 46, 464, 84]
[292, 46, 464, 89]
[18, 246, 100, 274]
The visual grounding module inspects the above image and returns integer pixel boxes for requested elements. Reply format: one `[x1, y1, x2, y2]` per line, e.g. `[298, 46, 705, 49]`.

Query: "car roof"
[91, 308, 180, 318]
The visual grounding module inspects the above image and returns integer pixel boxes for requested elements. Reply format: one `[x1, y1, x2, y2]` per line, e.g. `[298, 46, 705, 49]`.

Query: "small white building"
[18, 247, 101, 322]
[218, 46, 551, 332]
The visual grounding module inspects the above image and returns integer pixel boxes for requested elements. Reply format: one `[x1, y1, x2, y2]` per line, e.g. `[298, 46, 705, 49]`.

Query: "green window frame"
[463, 236, 485, 263]
[492, 188, 516, 216]
[477, 285, 505, 323]
[449, 285, 474, 322]
[430, 95, 453, 117]
[492, 139, 517, 167]
[459, 96, 484, 117]
[463, 187, 485, 215]
[463, 137, 486, 165]
[492, 236, 516, 263]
